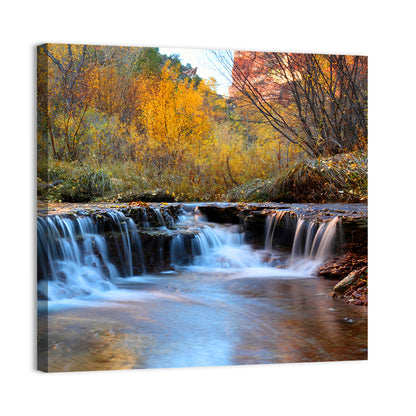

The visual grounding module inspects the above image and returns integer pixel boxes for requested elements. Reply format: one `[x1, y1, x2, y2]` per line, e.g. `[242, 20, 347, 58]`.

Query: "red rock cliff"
[229, 51, 291, 104]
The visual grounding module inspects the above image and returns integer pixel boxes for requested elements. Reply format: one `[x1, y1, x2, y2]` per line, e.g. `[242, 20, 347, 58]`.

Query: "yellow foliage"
[39, 45, 320, 201]
[136, 65, 213, 171]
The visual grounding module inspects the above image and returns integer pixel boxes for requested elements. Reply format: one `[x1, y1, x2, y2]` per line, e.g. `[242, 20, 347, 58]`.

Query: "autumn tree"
[37, 46, 56, 158]
[38, 44, 145, 162]
[133, 47, 164, 76]
[214, 50, 367, 157]
[39, 44, 95, 160]
[137, 64, 212, 178]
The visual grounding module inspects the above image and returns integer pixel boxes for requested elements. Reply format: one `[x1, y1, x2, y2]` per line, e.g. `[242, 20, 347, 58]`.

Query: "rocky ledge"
[37, 201, 184, 227]
[37, 201, 368, 305]
[197, 202, 367, 253]
[197, 202, 368, 306]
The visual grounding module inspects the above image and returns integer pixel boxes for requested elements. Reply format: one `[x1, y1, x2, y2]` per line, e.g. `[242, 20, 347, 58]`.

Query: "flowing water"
[37, 205, 367, 372]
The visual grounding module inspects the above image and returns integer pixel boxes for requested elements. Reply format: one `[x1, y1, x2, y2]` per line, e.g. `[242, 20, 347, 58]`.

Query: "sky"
[159, 47, 233, 96]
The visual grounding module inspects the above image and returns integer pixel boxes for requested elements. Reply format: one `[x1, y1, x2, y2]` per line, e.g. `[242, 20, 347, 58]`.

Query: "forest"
[37, 44, 367, 204]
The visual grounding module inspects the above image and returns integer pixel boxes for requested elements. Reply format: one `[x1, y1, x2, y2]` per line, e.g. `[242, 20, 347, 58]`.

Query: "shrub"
[227, 179, 271, 202]
[227, 153, 367, 203]
[37, 158, 73, 182]
[60, 170, 114, 202]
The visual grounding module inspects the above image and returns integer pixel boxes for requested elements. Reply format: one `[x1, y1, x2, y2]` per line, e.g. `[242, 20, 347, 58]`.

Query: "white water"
[37, 216, 116, 300]
[264, 210, 290, 252]
[170, 209, 338, 279]
[288, 216, 340, 274]
[38, 206, 341, 304]
[37, 211, 144, 301]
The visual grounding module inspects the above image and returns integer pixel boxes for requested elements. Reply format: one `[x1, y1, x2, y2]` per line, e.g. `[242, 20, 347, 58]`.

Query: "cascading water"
[170, 234, 187, 266]
[264, 210, 289, 252]
[289, 216, 340, 273]
[38, 204, 367, 372]
[38, 205, 342, 303]
[139, 207, 150, 228]
[151, 207, 167, 228]
[290, 216, 339, 261]
[37, 215, 117, 300]
[168, 208, 262, 271]
[189, 224, 256, 269]
[261, 208, 341, 274]
[37, 211, 145, 301]
[105, 211, 145, 276]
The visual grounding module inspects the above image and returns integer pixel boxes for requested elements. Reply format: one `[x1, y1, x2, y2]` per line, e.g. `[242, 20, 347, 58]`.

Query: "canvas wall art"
[37, 44, 368, 372]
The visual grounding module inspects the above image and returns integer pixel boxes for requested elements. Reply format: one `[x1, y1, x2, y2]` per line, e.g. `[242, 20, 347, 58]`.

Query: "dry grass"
[228, 153, 367, 203]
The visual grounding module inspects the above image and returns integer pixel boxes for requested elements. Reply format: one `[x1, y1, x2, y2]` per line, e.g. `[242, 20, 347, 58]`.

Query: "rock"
[242, 212, 268, 247]
[229, 51, 292, 105]
[198, 205, 243, 224]
[329, 264, 368, 306]
[333, 267, 367, 294]
[339, 216, 368, 254]
[318, 253, 367, 279]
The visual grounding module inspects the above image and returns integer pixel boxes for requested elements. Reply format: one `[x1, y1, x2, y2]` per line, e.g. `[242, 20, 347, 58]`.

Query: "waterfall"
[290, 216, 339, 262]
[264, 210, 290, 252]
[38, 204, 343, 303]
[105, 211, 145, 276]
[171, 234, 187, 266]
[37, 215, 117, 300]
[37, 211, 145, 301]
[151, 207, 167, 228]
[314, 217, 339, 261]
[289, 216, 340, 273]
[262, 209, 340, 274]
[139, 207, 149, 228]
[185, 224, 264, 270]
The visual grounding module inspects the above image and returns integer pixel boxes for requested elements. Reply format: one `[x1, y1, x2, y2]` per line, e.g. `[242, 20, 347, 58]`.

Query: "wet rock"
[242, 211, 268, 247]
[198, 205, 243, 224]
[329, 265, 368, 306]
[333, 267, 367, 294]
[138, 229, 198, 272]
[318, 253, 367, 279]
[338, 216, 367, 254]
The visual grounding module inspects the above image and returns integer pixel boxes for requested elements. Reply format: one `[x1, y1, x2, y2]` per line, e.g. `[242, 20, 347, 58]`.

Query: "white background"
[1, 1, 415, 415]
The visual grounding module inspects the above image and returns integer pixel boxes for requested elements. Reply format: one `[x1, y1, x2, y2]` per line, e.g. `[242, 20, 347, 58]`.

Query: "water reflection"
[39, 275, 367, 372]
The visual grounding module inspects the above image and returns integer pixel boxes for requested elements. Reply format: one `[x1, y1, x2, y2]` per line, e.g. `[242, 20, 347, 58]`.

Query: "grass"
[37, 160, 115, 202]
[37, 152, 367, 203]
[227, 153, 367, 203]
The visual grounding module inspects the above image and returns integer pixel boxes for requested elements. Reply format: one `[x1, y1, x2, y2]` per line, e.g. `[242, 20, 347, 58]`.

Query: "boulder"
[333, 267, 367, 294]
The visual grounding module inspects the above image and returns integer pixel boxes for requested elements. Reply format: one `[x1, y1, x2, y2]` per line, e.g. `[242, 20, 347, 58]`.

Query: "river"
[37, 204, 367, 372]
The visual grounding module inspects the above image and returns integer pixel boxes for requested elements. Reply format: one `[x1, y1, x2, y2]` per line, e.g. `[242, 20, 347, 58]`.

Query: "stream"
[37, 204, 367, 372]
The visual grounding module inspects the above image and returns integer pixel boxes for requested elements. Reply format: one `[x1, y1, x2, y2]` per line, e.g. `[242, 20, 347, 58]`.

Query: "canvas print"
[37, 44, 368, 372]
